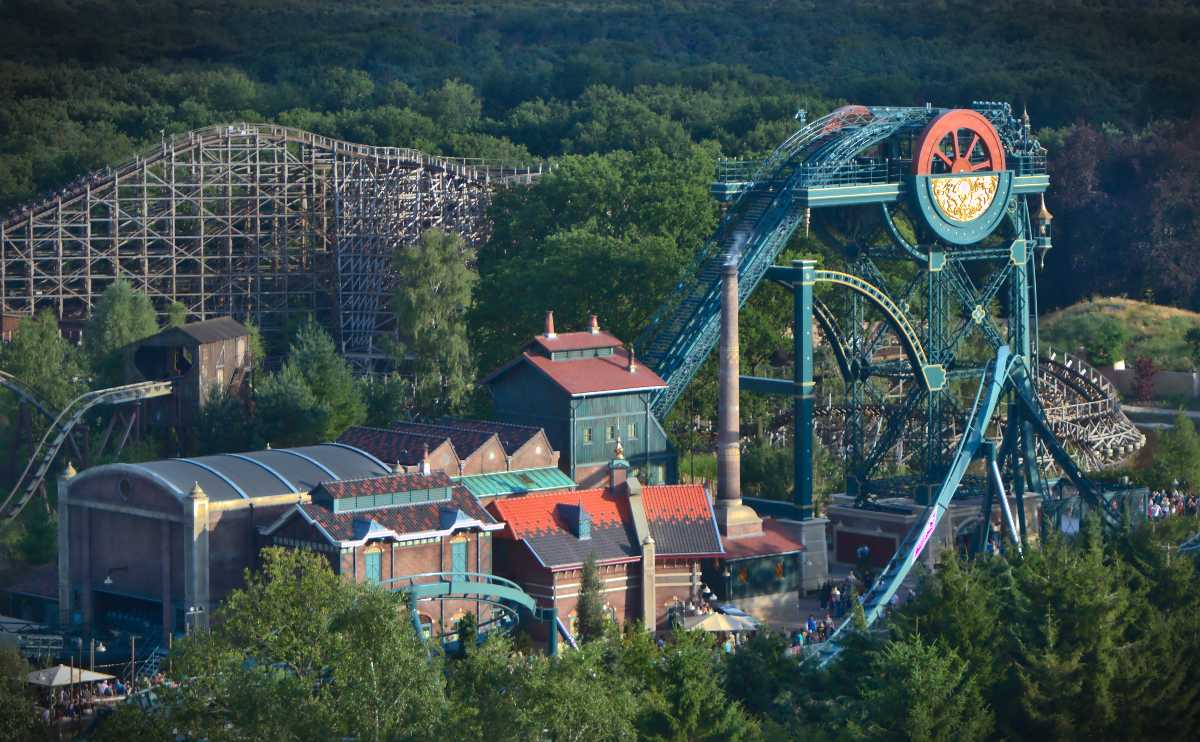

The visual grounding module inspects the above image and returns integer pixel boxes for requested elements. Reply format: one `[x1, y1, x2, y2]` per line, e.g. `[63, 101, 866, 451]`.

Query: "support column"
[184, 482, 210, 632]
[795, 259, 816, 519]
[715, 252, 762, 538]
[640, 536, 656, 630]
[161, 520, 173, 638]
[57, 465, 76, 626]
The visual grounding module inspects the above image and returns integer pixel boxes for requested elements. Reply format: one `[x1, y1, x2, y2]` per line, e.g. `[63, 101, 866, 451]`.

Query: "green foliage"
[287, 317, 366, 437]
[0, 644, 38, 741]
[254, 362, 328, 448]
[15, 504, 56, 565]
[455, 611, 478, 657]
[0, 310, 85, 411]
[742, 441, 791, 499]
[575, 552, 607, 644]
[165, 300, 188, 327]
[844, 634, 993, 742]
[83, 278, 159, 386]
[639, 630, 760, 742]
[192, 384, 256, 455]
[1148, 414, 1200, 490]
[392, 229, 478, 417]
[1040, 311, 1130, 366]
[474, 147, 717, 372]
[158, 548, 445, 742]
[359, 374, 412, 427]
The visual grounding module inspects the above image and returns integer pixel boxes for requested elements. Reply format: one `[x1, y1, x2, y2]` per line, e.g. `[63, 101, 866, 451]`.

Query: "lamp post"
[723, 566, 732, 601]
[185, 605, 206, 636]
[89, 638, 106, 671]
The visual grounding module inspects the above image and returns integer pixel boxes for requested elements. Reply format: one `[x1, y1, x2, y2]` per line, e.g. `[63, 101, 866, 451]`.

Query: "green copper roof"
[454, 467, 576, 498]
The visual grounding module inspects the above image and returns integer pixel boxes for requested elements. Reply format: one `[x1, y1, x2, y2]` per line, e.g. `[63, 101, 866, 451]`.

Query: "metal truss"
[1, 123, 542, 368]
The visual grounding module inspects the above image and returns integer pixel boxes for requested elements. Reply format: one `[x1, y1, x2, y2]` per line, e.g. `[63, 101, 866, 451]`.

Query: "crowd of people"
[1148, 488, 1199, 519]
[38, 676, 127, 724]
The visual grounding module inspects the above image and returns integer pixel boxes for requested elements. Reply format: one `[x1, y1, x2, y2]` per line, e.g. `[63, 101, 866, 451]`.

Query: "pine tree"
[166, 300, 188, 327]
[285, 317, 365, 439]
[846, 635, 994, 742]
[83, 277, 159, 386]
[392, 229, 478, 417]
[576, 552, 607, 643]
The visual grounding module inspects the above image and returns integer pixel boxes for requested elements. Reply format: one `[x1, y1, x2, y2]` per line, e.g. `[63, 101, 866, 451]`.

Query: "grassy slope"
[1040, 297, 1200, 370]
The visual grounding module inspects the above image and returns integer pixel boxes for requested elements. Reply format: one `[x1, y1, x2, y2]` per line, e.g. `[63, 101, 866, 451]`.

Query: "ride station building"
[483, 312, 677, 487]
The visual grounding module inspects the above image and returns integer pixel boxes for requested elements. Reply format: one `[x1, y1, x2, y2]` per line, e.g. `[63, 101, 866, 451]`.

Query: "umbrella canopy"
[26, 665, 114, 687]
[681, 612, 758, 632]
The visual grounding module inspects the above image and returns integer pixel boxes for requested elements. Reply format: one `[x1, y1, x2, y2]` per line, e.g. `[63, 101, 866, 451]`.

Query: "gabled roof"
[294, 485, 499, 546]
[159, 316, 248, 344]
[485, 346, 667, 397]
[439, 419, 544, 455]
[487, 483, 722, 569]
[388, 421, 501, 460]
[529, 330, 623, 354]
[337, 426, 454, 467]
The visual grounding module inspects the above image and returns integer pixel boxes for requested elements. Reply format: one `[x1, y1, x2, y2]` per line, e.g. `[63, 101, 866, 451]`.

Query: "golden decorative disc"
[930, 175, 999, 223]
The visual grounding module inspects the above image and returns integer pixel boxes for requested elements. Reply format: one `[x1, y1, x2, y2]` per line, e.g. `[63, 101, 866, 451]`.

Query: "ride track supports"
[795, 260, 816, 519]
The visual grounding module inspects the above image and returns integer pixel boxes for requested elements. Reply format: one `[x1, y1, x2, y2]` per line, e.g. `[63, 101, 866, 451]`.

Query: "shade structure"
[26, 665, 115, 687]
[681, 612, 758, 632]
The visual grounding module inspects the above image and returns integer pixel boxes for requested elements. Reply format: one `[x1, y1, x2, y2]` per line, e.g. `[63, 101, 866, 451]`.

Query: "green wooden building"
[483, 312, 677, 487]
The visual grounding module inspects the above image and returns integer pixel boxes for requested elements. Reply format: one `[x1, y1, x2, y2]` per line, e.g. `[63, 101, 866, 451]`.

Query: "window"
[364, 551, 382, 584]
[626, 422, 638, 440]
[451, 539, 468, 576]
[583, 428, 593, 444]
[606, 425, 618, 442]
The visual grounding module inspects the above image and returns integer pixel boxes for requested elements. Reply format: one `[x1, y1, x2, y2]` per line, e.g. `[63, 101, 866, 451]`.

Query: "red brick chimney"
[545, 310, 557, 339]
[628, 345, 638, 373]
[589, 313, 600, 335]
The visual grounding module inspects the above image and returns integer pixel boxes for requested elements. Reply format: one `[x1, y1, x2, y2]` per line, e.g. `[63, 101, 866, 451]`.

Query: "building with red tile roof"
[486, 459, 720, 634]
[262, 470, 503, 638]
[482, 312, 676, 488]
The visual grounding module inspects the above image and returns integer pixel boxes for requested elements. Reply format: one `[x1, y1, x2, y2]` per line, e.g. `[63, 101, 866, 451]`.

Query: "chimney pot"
[589, 314, 600, 335]
[628, 346, 638, 374]
[545, 310, 557, 339]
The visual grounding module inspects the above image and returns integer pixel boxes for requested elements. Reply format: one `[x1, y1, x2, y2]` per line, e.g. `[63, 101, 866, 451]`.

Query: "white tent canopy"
[26, 665, 114, 687]
[681, 612, 758, 632]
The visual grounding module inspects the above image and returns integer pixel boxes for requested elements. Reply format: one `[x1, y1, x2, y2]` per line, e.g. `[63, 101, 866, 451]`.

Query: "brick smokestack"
[545, 310, 557, 338]
[715, 243, 762, 538]
[717, 251, 741, 504]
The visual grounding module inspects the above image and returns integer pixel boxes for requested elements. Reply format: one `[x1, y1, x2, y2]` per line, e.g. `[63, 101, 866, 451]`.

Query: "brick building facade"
[488, 458, 722, 635]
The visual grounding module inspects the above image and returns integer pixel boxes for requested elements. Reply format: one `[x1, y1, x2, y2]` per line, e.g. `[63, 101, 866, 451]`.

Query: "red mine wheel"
[913, 109, 1006, 175]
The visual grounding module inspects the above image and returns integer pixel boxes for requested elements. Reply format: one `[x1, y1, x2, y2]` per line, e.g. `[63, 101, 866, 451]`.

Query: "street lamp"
[185, 605, 206, 636]
[90, 638, 107, 670]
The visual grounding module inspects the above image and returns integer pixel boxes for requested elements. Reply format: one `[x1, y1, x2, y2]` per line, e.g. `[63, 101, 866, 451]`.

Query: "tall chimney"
[715, 245, 762, 538]
[627, 345, 638, 373]
[589, 314, 600, 335]
[545, 310, 557, 338]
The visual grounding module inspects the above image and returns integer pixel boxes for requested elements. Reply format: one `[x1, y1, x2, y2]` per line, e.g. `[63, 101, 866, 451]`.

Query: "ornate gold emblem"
[930, 175, 999, 223]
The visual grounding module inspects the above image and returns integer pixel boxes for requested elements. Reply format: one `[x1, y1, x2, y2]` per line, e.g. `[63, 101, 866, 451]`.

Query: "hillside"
[1040, 297, 1200, 370]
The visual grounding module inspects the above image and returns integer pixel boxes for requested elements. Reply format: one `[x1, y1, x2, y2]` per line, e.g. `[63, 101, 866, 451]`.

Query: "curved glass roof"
[125, 443, 390, 502]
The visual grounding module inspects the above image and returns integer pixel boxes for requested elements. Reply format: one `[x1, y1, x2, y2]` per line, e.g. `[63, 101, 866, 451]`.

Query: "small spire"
[64, 461, 77, 478]
[614, 436, 625, 460]
[544, 310, 556, 339]
[265, 442, 271, 450]
[1036, 193, 1053, 223]
[589, 314, 600, 335]
[1022, 105, 1030, 126]
[189, 481, 207, 500]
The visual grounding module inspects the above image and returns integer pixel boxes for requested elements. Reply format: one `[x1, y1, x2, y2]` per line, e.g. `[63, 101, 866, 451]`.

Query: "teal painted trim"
[1012, 174, 1050, 194]
[798, 183, 902, 208]
[910, 172, 1013, 245]
[454, 467, 577, 498]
